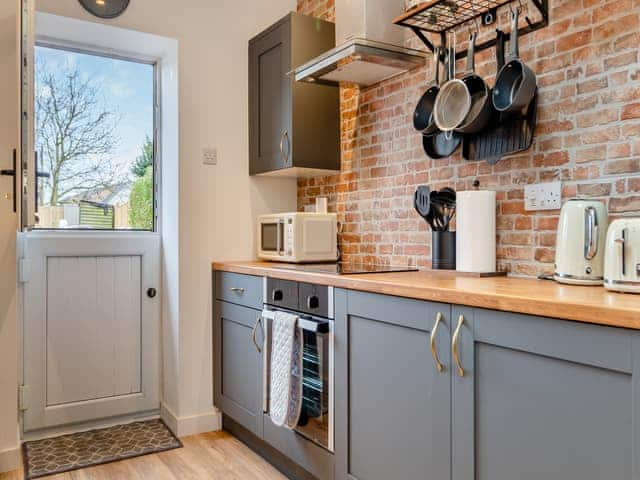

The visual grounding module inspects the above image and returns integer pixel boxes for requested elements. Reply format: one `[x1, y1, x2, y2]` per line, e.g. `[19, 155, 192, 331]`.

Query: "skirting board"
[0, 445, 21, 474]
[160, 403, 221, 438]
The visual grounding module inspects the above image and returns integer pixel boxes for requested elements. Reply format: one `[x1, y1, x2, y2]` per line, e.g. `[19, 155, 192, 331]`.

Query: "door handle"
[252, 316, 262, 353]
[147, 288, 157, 298]
[0, 149, 17, 213]
[430, 312, 444, 373]
[229, 287, 245, 294]
[452, 314, 465, 377]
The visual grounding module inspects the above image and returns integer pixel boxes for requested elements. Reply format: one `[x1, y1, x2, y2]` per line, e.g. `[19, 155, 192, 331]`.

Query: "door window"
[34, 45, 156, 230]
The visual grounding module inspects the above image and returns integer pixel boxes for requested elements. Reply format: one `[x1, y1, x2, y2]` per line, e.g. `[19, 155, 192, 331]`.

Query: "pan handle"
[496, 30, 506, 72]
[465, 32, 477, 74]
[509, 9, 520, 60]
[432, 47, 440, 86]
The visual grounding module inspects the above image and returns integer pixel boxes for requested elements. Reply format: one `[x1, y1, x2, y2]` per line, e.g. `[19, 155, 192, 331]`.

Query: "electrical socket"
[203, 147, 217, 165]
[524, 181, 562, 211]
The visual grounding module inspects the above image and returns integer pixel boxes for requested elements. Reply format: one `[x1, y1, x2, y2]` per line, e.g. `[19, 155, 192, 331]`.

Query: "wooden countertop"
[212, 262, 640, 330]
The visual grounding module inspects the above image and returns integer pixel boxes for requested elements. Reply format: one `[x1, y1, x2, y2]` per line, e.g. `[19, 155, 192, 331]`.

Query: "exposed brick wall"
[297, 0, 640, 276]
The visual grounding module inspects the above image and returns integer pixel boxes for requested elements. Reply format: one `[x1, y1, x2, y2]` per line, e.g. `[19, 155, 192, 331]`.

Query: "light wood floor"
[0, 431, 287, 480]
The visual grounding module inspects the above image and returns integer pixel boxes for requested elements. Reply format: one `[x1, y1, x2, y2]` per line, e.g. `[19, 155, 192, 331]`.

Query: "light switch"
[203, 147, 217, 165]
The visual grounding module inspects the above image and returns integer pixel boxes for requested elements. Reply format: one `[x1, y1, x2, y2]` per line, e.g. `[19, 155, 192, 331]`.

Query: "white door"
[20, 232, 161, 432]
[20, 3, 163, 433]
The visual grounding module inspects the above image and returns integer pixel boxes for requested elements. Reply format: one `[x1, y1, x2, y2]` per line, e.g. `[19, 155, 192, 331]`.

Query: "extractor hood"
[293, 0, 426, 87]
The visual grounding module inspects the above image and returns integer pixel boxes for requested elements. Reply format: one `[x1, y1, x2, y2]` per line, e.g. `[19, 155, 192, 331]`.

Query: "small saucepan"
[456, 32, 493, 134]
[413, 48, 442, 135]
[493, 9, 537, 112]
[433, 36, 470, 137]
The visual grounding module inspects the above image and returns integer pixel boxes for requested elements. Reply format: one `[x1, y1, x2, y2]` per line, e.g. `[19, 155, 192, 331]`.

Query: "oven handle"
[261, 309, 330, 334]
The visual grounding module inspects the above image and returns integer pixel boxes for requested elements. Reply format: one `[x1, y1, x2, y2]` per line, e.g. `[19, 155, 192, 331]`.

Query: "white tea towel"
[270, 310, 303, 429]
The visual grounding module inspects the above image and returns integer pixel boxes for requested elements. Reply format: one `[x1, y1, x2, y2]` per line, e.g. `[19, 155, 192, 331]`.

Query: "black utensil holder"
[432, 231, 456, 270]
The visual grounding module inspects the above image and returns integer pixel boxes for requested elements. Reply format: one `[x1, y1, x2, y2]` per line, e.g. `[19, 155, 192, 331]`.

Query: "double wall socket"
[524, 181, 562, 211]
[203, 147, 217, 165]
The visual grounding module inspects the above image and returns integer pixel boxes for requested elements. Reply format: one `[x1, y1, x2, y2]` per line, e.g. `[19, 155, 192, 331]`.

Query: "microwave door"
[261, 222, 283, 254]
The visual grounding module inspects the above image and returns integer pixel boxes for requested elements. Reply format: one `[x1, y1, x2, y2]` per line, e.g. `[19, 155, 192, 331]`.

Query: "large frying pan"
[413, 48, 442, 135]
[493, 9, 537, 112]
[456, 33, 494, 134]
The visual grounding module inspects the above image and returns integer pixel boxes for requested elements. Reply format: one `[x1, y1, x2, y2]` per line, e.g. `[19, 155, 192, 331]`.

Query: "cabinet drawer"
[215, 271, 262, 309]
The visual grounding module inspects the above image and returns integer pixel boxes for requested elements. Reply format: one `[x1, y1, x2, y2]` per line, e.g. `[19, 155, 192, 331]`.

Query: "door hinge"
[18, 258, 31, 283]
[19, 385, 29, 411]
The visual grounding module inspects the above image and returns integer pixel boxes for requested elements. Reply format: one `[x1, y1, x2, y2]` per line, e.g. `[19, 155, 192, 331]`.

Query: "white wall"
[31, 0, 298, 436]
[0, 0, 19, 471]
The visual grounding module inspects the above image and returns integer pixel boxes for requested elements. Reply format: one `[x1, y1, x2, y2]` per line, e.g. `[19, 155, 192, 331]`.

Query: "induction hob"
[270, 262, 419, 275]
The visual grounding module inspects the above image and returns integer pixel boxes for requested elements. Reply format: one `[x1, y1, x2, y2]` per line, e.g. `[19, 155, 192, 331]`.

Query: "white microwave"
[257, 212, 338, 263]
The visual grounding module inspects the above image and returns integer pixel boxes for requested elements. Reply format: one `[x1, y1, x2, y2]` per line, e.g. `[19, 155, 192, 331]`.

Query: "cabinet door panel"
[249, 20, 291, 174]
[214, 300, 264, 437]
[335, 290, 451, 480]
[452, 307, 640, 480]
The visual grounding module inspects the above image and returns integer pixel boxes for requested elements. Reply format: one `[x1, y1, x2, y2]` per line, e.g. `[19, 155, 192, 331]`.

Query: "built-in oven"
[261, 278, 334, 453]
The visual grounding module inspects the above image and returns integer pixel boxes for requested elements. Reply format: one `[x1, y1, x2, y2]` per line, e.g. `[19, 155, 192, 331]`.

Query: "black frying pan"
[413, 48, 442, 135]
[423, 130, 462, 159]
[456, 33, 493, 133]
[493, 9, 537, 112]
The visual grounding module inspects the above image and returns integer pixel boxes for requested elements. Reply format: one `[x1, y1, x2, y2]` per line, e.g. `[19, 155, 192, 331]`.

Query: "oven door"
[259, 219, 285, 258]
[262, 308, 334, 452]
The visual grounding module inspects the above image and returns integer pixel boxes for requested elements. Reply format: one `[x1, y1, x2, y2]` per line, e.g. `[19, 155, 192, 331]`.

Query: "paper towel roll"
[456, 190, 496, 273]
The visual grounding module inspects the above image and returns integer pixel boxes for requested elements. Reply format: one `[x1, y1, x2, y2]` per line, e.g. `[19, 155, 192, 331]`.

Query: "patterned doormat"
[22, 419, 182, 479]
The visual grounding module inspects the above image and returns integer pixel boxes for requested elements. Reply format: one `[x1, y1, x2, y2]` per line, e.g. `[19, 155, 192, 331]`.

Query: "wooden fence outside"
[38, 204, 130, 229]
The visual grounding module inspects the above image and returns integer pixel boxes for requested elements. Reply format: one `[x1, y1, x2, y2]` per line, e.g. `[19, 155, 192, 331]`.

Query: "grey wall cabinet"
[451, 307, 640, 480]
[249, 13, 340, 176]
[334, 289, 452, 480]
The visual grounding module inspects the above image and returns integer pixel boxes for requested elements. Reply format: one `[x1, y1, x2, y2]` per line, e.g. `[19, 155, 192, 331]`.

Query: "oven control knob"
[272, 289, 283, 302]
[307, 295, 319, 309]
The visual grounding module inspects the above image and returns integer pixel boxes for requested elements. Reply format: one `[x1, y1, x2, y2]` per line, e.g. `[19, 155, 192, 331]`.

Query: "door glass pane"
[34, 45, 155, 230]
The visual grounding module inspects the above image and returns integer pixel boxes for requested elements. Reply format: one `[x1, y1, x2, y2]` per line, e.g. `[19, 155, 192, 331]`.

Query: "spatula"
[414, 186, 432, 228]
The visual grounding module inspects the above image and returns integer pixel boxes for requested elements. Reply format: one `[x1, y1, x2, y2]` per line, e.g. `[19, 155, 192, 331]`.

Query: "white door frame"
[19, 12, 180, 435]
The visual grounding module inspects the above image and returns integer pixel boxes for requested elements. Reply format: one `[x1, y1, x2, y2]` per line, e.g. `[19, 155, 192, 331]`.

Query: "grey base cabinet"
[334, 289, 640, 480]
[334, 289, 452, 480]
[452, 307, 640, 480]
[214, 271, 333, 480]
[214, 300, 264, 437]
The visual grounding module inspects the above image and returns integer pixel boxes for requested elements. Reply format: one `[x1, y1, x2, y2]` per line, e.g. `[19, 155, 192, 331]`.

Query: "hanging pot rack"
[393, 0, 548, 62]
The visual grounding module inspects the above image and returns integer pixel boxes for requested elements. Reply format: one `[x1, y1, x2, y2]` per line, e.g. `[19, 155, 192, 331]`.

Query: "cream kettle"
[554, 199, 608, 286]
[604, 218, 640, 294]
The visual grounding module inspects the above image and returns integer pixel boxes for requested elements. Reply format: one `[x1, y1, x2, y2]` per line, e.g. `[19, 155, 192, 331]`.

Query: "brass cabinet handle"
[430, 312, 444, 372]
[229, 287, 245, 294]
[452, 314, 465, 377]
[252, 316, 262, 353]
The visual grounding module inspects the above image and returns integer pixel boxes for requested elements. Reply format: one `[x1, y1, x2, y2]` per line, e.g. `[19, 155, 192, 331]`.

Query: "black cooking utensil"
[414, 186, 431, 220]
[463, 91, 538, 162]
[423, 130, 462, 159]
[493, 9, 537, 113]
[456, 33, 494, 134]
[413, 48, 442, 135]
